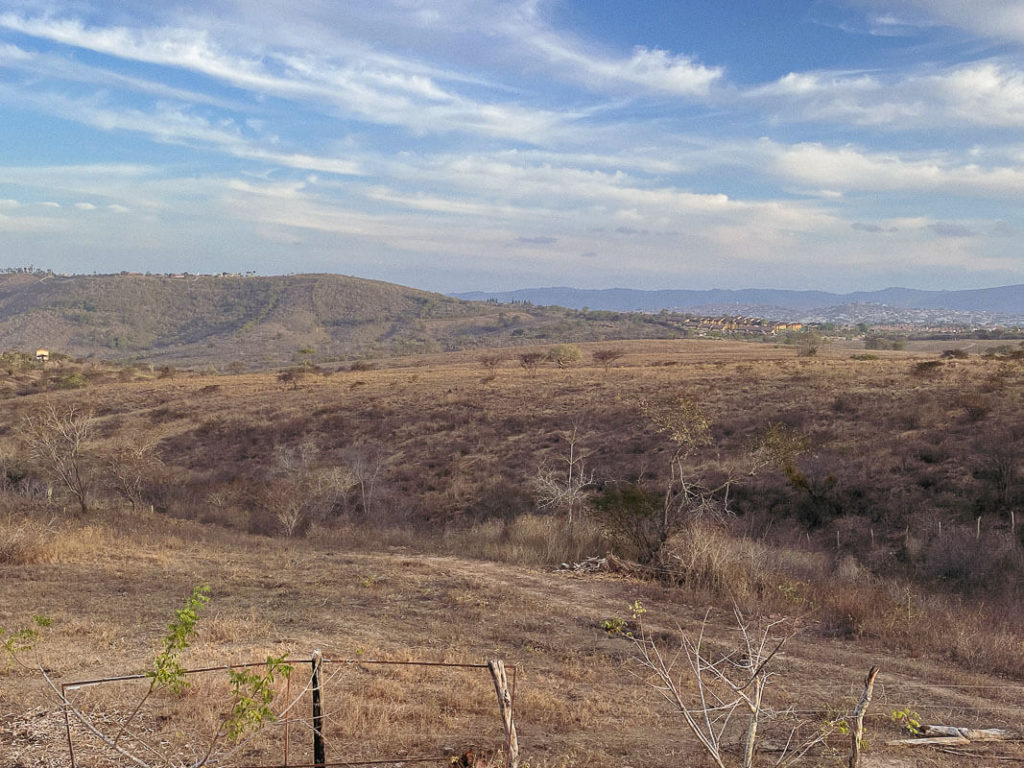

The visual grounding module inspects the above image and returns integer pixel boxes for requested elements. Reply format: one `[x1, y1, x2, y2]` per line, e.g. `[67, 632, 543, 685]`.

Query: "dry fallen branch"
[888, 724, 1019, 746]
[887, 735, 972, 747]
[918, 725, 1017, 741]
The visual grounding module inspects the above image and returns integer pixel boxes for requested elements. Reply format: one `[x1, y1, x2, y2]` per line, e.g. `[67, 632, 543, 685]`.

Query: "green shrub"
[548, 344, 583, 367]
[1, 615, 51, 673]
[56, 373, 87, 390]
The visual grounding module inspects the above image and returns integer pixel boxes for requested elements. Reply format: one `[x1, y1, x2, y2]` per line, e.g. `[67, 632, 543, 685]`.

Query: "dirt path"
[2, 523, 1022, 767]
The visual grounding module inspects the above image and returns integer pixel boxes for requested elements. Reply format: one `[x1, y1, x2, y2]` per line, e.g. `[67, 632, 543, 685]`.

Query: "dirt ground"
[1, 510, 1021, 767]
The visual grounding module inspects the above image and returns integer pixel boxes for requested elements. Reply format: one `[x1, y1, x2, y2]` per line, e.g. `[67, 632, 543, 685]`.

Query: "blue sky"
[3, 1, 1024, 293]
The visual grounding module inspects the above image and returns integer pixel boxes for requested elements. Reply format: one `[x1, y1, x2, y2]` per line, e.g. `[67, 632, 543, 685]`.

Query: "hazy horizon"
[10, 267, 1024, 300]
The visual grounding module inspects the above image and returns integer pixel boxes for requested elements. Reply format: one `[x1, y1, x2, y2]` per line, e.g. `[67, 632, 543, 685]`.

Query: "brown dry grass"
[2, 339, 1024, 766]
[0, 509, 1022, 767]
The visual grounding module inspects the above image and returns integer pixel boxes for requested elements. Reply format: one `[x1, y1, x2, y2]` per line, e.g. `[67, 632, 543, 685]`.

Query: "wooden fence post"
[284, 672, 291, 766]
[849, 666, 879, 768]
[487, 659, 519, 768]
[312, 650, 325, 768]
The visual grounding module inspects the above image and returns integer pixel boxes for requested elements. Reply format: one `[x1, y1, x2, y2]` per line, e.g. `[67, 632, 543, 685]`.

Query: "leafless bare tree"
[974, 430, 1021, 515]
[103, 434, 164, 512]
[532, 424, 594, 540]
[21, 403, 96, 515]
[592, 348, 625, 371]
[345, 443, 386, 520]
[266, 438, 356, 536]
[518, 352, 546, 377]
[638, 396, 769, 552]
[630, 604, 836, 768]
[479, 353, 504, 373]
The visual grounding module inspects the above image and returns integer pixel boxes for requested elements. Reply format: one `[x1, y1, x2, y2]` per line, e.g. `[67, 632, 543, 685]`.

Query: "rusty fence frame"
[60, 651, 519, 768]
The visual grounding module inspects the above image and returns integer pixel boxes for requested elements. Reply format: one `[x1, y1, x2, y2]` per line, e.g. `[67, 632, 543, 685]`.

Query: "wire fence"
[49, 651, 1024, 767]
[58, 653, 518, 768]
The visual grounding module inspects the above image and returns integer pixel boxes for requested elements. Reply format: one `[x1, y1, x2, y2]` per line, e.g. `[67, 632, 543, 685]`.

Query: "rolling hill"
[0, 272, 526, 367]
[0, 272, 774, 368]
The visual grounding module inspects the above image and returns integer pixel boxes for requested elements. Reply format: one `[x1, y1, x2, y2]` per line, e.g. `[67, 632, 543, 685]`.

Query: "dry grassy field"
[3, 510, 1024, 768]
[2, 339, 1024, 766]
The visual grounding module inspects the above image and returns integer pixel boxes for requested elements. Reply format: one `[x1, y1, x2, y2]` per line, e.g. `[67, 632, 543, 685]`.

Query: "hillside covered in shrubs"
[3, 338, 1024, 681]
[0, 271, 785, 368]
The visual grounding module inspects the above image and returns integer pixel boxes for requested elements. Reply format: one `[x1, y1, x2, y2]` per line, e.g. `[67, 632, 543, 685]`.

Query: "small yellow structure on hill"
[35, 348, 49, 362]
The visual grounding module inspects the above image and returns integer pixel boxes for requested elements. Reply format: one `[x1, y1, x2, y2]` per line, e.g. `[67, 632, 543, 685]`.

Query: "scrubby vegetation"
[2, 340, 1024, 672]
[3, 337, 1024, 766]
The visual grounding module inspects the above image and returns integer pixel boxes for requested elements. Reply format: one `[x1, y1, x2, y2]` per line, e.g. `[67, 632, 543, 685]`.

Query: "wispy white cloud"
[766, 140, 1024, 196]
[0, 41, 33, 61]
[0, 82, 364, 176]
[0, 212, 65, 232]
[276, 51, 579, 141]
[747, 59, 1024, 127]
[522, 35, 723, 96]
[496, 0, 722, 97]
[0, 39, 241, 109]
[0, 163, 188, 214]
[363, 187, 535, 219]
[232, 149, 362, 176]
[0, 11, 581, 143]
[0, 13, 270, 88]
[0, 196, 75, 232]
[370, 151, 834, 235]
[864, 13, 929, 36]
[868, 1, 1024, 44]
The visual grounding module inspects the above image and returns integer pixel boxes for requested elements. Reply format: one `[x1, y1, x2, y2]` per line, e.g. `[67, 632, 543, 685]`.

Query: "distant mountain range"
[452, 285, 1024, 315]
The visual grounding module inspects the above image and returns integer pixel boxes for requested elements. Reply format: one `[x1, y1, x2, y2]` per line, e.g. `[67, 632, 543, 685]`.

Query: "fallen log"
[887, 724, 1019, 747]
[886, 736, 971, 747]
[917, 725, 1017, 741]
